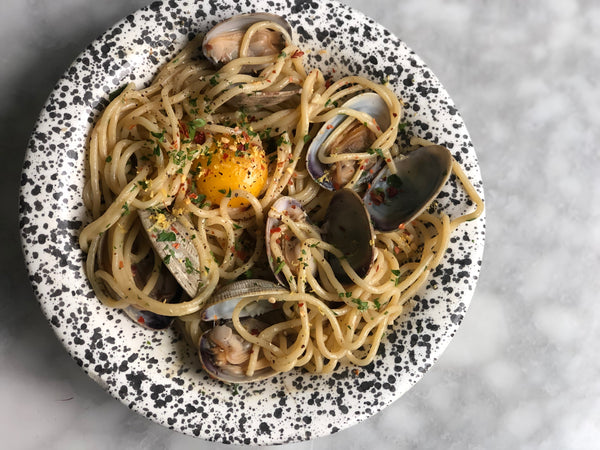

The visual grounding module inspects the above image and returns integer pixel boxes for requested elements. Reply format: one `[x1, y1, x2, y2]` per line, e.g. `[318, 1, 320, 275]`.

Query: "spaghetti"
[79, 17, 483, 380]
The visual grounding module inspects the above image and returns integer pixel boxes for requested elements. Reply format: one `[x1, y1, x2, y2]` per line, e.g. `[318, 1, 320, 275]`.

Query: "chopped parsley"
[151, 130, 166, 142]
[391, 269, 401, 286]
[367, 148, 385, 158]
[156, 230, 177, 242]
[184, 257, 200, 274]
[274, 256, 285, 274]
[352, 297, 369, 311]
[386, 174, 403, 188]
[188, 118, 207, 142]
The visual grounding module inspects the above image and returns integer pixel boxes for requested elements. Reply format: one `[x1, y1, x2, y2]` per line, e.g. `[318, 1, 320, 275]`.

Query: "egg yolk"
[193, 132, 268, 208]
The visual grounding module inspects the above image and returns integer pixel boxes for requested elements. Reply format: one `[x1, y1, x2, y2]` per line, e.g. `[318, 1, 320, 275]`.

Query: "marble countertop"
[2, 0, 599, 448]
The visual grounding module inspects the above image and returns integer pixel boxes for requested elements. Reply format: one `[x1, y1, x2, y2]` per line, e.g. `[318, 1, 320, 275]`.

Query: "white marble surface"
[2, 0, 599, 448]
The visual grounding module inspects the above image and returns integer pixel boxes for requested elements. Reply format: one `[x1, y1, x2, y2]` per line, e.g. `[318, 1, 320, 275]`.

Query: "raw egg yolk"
[194, 132, 268, 208]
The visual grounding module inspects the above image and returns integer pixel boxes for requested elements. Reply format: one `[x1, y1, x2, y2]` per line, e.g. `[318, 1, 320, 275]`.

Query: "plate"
[19, 0, 485, 445]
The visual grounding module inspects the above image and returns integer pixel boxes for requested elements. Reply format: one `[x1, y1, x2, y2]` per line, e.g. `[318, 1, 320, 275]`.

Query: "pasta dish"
[79, 13, 483, 383]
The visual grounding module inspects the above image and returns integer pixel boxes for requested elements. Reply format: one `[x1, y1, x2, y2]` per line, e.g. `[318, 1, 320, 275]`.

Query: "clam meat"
[198, 280, 286, 383]
[202, 13, 292, 66]
[307, 92, 391, 191]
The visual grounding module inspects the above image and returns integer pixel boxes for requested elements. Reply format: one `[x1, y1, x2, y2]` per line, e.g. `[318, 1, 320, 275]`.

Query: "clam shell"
[323, 189, 376, 281]
[306, 92, 391, 191]
[202, 13, 292, 66]
[198, 318, 277, 383]
[200, 279, 286, 321]
[138, 209, 202, 298]
[265, 196, 313, 286]
[364, 145, 453, 231]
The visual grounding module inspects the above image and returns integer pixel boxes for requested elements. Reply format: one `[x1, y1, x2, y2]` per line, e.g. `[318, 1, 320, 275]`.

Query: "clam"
[202, 13, 292, 67]
[123, 262, 186, 330]
[363, 145, 453, 231]
[96, 225, 185, 330]
[265, 196, 318, 286]
[322, 189, 376, 282]
[226, 84, 301, 109]
[306, 92, 391, 191]
[266, 193, 376, 286]
[198, 279, 286, 383]
[137, 209, 203, 298]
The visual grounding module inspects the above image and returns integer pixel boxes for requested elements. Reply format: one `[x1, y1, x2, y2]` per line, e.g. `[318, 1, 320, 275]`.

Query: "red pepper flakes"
[392, 112, 398, 117]
[137, 316, 145, 324]
[118, 261, 124, 269]
[298, 303, 304, 307]
[386, 186, 399, 198]
[369, 190, 384, 206]
[179, 120, 189, 138]
[398, 223, 405, 229]
[173, 243, 180, 249]
[393, 246, 401, 254]
[326, 124, 334, 129]
[270, 227, 281, 234]
[291, 50, 304, 58]
[193, 131, 206, 144]
[325, 79, 333, 88]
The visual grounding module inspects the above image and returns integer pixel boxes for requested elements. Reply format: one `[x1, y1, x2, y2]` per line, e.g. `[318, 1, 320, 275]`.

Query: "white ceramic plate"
[19, 0, 485, 445]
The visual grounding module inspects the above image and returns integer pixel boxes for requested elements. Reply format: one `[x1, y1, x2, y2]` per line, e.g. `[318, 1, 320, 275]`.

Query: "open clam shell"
[323, 189, 376, 282]
[200, 279, 286, 321]
[202, 13, 292, 67]
[306, 92, 391, 191]
[364, 145, 453, 231]
[198, 279, 286, 383]
[265, 196, 317, 286]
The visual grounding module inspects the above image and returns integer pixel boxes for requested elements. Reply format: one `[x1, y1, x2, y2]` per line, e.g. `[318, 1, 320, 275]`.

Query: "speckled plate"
[19, 0, 485, 445]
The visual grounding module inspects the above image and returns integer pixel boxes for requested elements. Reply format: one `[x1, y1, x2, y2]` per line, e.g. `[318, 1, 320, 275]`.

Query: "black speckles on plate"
[18, 0, 485, 445]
